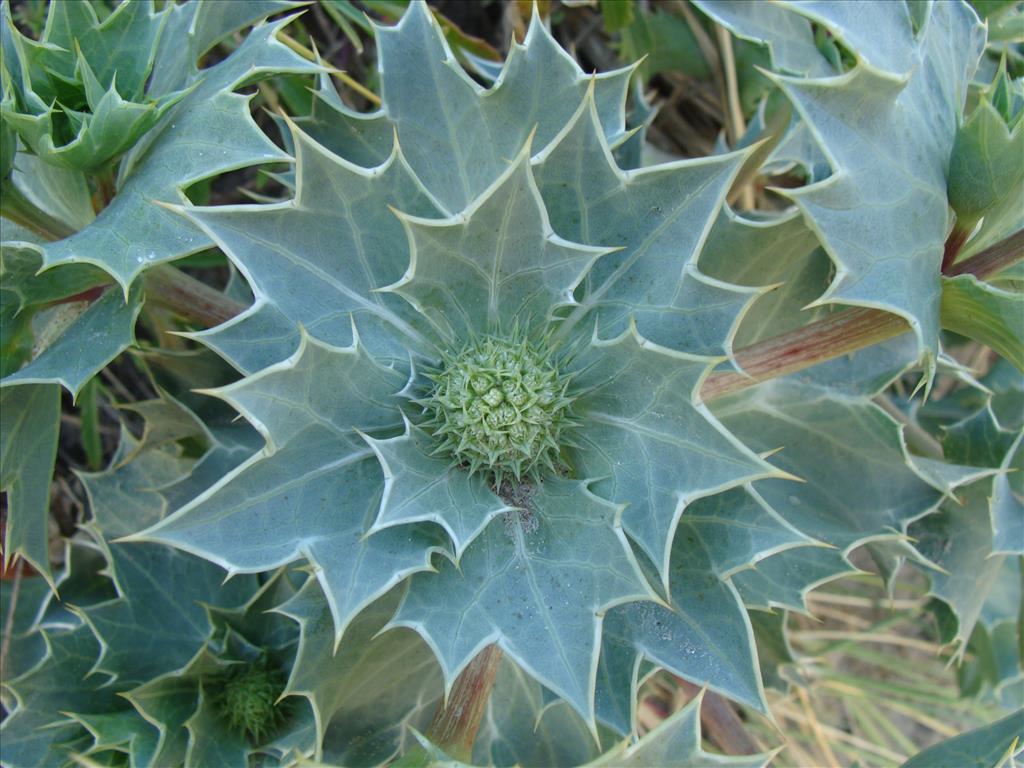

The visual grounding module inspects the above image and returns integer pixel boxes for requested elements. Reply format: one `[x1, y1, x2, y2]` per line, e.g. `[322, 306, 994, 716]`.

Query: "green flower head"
[214, 659, 290, 743]
[421, 331, 576, 485]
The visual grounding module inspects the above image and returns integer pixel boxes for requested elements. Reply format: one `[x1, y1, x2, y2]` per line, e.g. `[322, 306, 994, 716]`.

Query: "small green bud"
[423, 334, 575, 484]
[214, 659, 290, 743]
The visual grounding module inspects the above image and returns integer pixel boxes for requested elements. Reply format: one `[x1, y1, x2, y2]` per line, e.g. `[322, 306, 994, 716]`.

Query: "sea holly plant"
[0, 1, 1022, 766]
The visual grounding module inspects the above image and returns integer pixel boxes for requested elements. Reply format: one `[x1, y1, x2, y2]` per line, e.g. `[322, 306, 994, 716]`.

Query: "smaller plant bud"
[214, 658, 290, 743]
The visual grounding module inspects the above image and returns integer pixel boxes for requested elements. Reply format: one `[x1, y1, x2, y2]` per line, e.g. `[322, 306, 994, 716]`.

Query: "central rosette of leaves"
[422, 334, 575, 483]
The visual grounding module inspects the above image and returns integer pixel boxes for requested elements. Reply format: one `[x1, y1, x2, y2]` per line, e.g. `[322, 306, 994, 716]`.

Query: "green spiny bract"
[214, 659, 291, 743]
[421, 333, 575, 484]
[0, 0, 185, 173]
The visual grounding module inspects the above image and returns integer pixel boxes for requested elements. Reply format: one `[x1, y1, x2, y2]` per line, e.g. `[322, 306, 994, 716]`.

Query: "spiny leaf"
[147, 0, 307, 96]
[0, 243, 108, 314]
[184, 119, 444, 373]
[697, 206, 827, 349]
[373, 1, 632, 212]
[39, 13, 319, 290]
[775, 0, 919, 76]
[0, 382, 59, 583]
[732, 546, 858, 613]
[595, 488, 800, 733]
[362, 418, 512, 558]
[768, 0, 985, 374]
[948, 59, 1024, 229]
[275, 578, 441, 764]
[911, 484, 1010, 653]
[591, 689, 777, 767]
[0, 626, 120, 768]
[899, 707, 1023, 768]
[992, 433, 1023, 556]
[77, 435, 257, 688]
[0, 0, 181, 172]
[714, 379, 946, 551]
[118, 573, 312, 768]
[3, 150, 95, 234]
[389, 477, 653, 729]
[1, 286, 141, 397]
[534, 87, 756, 356]
[386, 140, 609, 342]
[185, 683, 251, 768]
[0, 573, 52, 686]
[570, 325, 781, 584]
[693, 0, 834, 77]
[472, 658, 604, 767]
[130, 332, 447, 645]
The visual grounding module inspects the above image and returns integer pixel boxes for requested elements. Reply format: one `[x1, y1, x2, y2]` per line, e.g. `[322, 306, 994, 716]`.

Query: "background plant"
[0, 1, 1022, 767]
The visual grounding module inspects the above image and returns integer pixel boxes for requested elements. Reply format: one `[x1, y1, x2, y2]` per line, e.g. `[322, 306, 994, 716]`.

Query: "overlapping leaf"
[390, 478, 653, 729]
[385, 141, 608, 341]
[0, 383, 59, 582]
[278, 578, 441, 765]
[766, 1, 985, 373]
[570, 326, 782, 583]
[591, 689, 776, 768]
[714, 379, 947, 551]
[189, 120, 444, 373]
[0, 0, 184, 172]
[0, 625, 121, 768]
[373, 1, 632, 211]
[534, 87, 758, 356]
[128, 331, 448, 646]
[363, 417, 512, 558]
[37, 9, 319, 290]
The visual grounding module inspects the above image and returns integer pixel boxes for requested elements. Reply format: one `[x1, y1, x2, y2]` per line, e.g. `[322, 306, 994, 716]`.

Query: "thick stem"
[423, 644, 503, 762]
[702, 307, 909, 401]
[946, 228, 1024, 279]
[1, 184, 77, 241]
[941, 225, 970, 273]
[701, 228, 1024, 403]
[143, 265, 246, 327]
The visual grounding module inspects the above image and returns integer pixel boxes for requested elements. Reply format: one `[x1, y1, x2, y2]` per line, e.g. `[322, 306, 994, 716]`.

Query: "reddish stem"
[941, 226, 970, 273]
[702, 307, 909, 401]
[702, 228, 1024, 402]
[424, 644, 503, 762]
[673, 677, 763, 756]
[945, 228, 1024, 279]
[143, 265, 247, 328]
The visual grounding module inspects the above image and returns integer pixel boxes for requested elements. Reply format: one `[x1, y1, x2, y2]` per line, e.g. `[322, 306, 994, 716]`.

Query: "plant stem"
[941, 225, 970, 272]
[946, 227, 1024, 279]
[1, 184, 77, 241]
[143, 265, 247, 327]
[423, 644, 503, 762]
[701, 228, 1024, 402]
[673, 676, 762, 755]
[93, 164, 117, 212]
[702, 307, 910, 401]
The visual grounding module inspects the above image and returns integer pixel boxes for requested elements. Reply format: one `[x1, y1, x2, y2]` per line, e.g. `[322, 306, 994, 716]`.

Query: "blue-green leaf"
[363, 418, 512, 557]
[39, 15, 319, 290]
[769, 0, 985, 373]
[129, 332, 446, 645]
[390, 477, 653, 729]
[0, 383, 59, 583]
[571, 326, 781, 584]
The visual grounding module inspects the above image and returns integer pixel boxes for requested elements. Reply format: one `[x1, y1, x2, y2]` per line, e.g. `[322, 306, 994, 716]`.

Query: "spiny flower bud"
[214, 659, 290, 743]
[423, 333, 576, 484]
